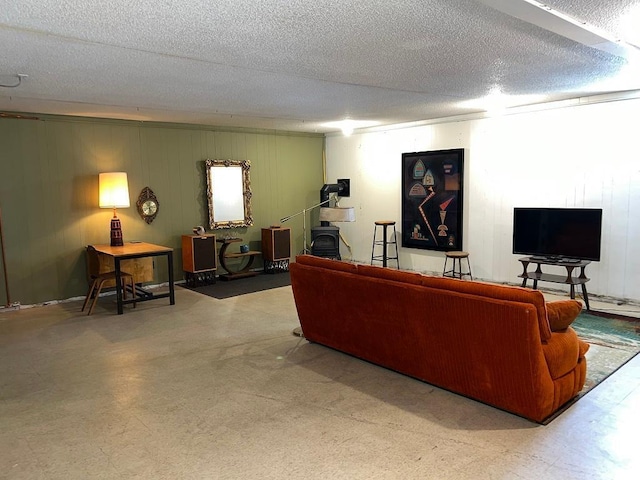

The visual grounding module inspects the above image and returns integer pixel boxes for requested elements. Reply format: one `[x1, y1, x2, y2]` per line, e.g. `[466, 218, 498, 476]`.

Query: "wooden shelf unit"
[518, 256, 591, 310]
[217, 238, 261, 280]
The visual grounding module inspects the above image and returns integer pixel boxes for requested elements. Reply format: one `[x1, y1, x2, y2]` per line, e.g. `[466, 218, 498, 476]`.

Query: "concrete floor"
[1, 285, 639, 479]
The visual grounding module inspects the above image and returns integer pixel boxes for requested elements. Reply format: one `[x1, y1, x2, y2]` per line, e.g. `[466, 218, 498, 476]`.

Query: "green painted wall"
[0, 114, 324, 305]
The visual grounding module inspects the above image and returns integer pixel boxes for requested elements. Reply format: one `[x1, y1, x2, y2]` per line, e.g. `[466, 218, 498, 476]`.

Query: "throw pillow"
[546, 300, 582, 331]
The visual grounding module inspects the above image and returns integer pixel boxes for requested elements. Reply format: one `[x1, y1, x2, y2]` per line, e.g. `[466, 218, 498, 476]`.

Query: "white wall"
[325, 97, 640, 302]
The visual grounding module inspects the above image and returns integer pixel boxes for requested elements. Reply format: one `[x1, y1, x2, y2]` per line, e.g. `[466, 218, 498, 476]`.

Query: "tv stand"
[518, 256, 591, 310]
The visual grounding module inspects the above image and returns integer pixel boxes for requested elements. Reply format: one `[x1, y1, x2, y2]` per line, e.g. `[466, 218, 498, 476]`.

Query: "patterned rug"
[573, 310, 640, 394]
[540, 310, 640, 424]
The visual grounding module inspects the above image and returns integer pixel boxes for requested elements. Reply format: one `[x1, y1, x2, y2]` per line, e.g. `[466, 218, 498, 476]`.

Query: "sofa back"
[418, 276, 552, 341]
[294, 255, 552, 342]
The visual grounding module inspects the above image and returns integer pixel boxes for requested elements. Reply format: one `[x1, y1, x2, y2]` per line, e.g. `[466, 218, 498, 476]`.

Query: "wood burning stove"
[311, 226, 340, 259]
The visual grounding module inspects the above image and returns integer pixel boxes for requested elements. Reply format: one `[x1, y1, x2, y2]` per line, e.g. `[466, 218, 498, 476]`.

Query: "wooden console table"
[217, 238, 261, 281]
[90, 242, 175, 314]
[518, 256, 591, 310]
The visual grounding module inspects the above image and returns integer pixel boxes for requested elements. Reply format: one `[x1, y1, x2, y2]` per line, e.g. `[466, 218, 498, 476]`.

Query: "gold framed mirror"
[206, 159, 253, 229]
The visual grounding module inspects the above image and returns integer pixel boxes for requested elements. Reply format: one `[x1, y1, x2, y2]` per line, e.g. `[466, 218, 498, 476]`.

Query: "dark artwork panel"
[401, 149, 464, 251]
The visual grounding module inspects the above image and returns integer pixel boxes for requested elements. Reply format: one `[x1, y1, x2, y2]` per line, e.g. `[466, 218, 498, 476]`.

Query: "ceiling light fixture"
[457, 87, 547, 115]
[341, 121, 355, 136]
[321, 119, 380, 135]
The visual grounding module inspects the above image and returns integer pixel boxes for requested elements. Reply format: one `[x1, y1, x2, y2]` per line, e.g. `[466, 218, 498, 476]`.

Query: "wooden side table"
[217, 238, 262, 280]
[518, 256, 591, 310]
[89, 242, 175, 315]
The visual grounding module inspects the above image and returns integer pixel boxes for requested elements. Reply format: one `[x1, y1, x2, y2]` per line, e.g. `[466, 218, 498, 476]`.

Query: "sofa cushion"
[420, 275, 552, 341]
[546, 300, 583, 332]
[294, 255, 358, 274]
[356, 264, 424, 285]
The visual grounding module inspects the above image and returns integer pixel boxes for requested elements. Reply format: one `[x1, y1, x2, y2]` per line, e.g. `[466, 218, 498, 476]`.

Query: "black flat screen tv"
[512, 208, 603, 262]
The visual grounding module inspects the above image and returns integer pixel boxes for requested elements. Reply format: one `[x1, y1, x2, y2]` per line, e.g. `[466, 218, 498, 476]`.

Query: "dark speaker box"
[262, 227, 291, 261]
[182, 234, 217, 273]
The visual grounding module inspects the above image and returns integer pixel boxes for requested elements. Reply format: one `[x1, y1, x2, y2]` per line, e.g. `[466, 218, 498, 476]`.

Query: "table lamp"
[99, 172, 130, 246]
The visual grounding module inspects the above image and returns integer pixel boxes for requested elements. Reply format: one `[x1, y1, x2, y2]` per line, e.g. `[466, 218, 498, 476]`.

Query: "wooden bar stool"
[371, 220, 399, 269]
[443, 251, 472, 279]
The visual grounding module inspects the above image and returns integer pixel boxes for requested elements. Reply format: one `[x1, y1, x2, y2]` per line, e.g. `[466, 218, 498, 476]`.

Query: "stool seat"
[375, 220, 396, 226]
[443, 251, 472, 279]
[445, 251, 469, 259]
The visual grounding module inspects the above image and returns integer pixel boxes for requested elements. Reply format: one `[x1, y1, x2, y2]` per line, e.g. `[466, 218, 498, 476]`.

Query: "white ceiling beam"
[477, 0, 639, 58]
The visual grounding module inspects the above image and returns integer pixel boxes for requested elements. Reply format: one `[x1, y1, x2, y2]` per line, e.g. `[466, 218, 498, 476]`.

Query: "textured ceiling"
[1, 0, 639, 133]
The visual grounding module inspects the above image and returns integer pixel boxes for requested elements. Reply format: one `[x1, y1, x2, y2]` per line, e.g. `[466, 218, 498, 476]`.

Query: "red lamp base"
[110, 216, 124, 246]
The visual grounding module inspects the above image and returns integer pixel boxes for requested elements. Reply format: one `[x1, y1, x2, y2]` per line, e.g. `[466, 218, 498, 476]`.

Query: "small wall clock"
[136, 186, 159, 224]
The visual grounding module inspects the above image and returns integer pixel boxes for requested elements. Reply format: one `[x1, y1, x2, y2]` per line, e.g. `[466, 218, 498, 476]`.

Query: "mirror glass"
[206, 159, 253, 229]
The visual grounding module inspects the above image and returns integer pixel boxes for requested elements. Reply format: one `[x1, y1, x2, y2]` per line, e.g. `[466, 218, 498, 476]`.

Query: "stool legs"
[382, 224, 389, 267]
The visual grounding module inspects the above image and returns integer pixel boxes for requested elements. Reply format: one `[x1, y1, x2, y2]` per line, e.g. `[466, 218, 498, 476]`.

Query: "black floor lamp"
[280, 179, 351, 255]
[283, 180, 351, 338]
[279, 199, 331, 254]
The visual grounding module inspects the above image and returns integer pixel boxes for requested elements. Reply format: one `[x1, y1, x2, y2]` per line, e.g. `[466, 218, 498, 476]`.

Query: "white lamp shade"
[319, 207, 356, 222]
[99, 172, 130, 208]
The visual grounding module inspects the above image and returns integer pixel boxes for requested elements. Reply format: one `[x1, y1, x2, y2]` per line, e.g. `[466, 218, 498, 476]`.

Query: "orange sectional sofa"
[289, 254, 589, 423]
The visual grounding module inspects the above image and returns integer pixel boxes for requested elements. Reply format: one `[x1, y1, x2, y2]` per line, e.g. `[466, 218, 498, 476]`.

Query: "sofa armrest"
[542, 327, 589, 379]
[546, 299, 582, 332]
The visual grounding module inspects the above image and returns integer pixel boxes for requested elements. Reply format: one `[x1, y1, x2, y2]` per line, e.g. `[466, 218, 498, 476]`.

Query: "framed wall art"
[401, 148, 464, 251]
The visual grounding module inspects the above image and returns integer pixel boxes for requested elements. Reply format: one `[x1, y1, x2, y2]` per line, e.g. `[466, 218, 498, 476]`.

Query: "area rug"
[181, 271, 291, 299]
[573, 310, 640, 393]
[543, 310, 640, 423]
